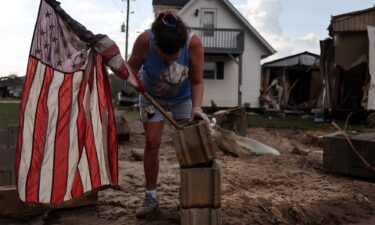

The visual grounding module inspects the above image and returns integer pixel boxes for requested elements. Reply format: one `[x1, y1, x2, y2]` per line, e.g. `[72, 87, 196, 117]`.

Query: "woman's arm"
[189, 35, 204, 109]
[128, 31, 150, 72]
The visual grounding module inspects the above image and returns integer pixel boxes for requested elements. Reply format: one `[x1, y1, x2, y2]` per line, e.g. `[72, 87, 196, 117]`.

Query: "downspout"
[238, 53, 243, 106]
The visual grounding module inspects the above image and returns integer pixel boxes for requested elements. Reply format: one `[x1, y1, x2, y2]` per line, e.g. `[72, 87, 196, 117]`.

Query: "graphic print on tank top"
[154, 62, 189, 97]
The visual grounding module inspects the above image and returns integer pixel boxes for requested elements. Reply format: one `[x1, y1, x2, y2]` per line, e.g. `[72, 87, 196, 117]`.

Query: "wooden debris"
[115, 111, 131, 143]
[269, 206, 284, 222]
[367, 112, 375, 128]
[290, 145, 310, 156]
[130, 148, 144, 161]
[210, 100, 220, 113]
[210, 125, 280, 157]
[212, 107, 247, 137]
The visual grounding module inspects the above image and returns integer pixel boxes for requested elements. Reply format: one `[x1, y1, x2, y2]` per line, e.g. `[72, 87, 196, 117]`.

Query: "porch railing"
[190, 27, 245, 54]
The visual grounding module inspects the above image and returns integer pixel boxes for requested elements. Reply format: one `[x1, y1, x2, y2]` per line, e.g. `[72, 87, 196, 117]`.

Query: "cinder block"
[0, 170, 14, 186]
[172, 121, 216, 168]
[180, 161, 220, 209]
[6, 125, 18, 148]
[0, 185, 98, 217]
[115, 116, 130, 143]
[323, 132, 375, 181]
[0, 126, 17, 186]
[180, 208, 221, 225]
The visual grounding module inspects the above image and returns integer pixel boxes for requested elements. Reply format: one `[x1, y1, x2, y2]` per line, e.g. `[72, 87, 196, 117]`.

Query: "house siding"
[179, 0, 269, 107]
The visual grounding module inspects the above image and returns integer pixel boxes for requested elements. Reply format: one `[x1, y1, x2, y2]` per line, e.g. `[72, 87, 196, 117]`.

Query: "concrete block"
[0, 126, 17, 186]
[323, 132, 375, 181]
[180, 161, 220, 209]
[115, 115, 130, 143]
[172, 121, 216, 168]
[0, 170, 14, 186]
[180, 208, 221, 225]
[0, 185, 98, 218]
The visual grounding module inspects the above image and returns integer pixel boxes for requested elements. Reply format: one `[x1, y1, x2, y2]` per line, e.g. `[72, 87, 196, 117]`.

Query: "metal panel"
[332, 8, 375, 32]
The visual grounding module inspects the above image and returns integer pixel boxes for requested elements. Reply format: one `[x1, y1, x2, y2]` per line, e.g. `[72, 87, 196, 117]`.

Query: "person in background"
[127, 10, 208, 218]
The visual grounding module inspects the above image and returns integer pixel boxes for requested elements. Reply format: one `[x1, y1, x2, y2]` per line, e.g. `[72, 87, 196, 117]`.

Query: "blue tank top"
[141, 30, 191, 101]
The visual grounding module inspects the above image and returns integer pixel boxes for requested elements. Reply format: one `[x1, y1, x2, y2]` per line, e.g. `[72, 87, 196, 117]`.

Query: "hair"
[151, 10, 188, 55]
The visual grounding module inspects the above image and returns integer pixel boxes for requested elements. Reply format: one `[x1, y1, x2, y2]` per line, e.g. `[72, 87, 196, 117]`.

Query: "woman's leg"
[143, 121, 164, 190]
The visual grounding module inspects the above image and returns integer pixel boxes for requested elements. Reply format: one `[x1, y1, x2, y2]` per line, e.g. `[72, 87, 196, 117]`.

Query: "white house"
[152, 0, 275, 108]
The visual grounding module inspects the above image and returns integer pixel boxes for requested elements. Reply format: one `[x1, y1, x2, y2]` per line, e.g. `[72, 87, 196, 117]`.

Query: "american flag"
[16, 0, 143, 204]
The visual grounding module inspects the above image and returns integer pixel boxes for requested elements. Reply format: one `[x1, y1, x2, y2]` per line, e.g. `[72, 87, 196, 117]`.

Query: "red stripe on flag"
[71, 170, 83, 198]
[103, 65, 118, 185]
[95, 55, 107, 117]
[71, 73, 87, 197]
[16, 57, 39, 186]
[25, 66, 54, 203]
[51, 74, 73, 203]
[85, 116, 102, 189]
[101, 44, 120, 62]
[117, 64, 129, 80]
[84, 69, 101, 189]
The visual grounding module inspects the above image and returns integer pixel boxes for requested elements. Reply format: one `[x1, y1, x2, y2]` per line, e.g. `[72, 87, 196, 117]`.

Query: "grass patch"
[248, 115, 372, 132]
[0, 103, 20, 129]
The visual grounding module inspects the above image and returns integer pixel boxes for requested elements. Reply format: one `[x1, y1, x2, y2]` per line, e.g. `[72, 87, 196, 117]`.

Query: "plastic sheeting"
[368, 26, 375, 110]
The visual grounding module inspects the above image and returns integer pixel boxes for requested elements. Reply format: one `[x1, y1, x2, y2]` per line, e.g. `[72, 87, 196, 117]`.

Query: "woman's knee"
[145, 137, 161, 153]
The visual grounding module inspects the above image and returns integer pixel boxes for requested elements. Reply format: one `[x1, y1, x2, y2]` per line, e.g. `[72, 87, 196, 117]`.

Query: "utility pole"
[125, 0, 130, 60]
[121, 0, 130, 60]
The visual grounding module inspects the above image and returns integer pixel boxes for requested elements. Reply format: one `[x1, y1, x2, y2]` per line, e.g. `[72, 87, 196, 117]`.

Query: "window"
[203, 61, 224, 80]
[202, 11, 214, 36]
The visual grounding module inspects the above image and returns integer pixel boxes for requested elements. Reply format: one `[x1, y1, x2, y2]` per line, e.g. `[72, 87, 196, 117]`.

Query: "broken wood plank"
[210, 125, 280, 157]
[212, 107, 247, 137]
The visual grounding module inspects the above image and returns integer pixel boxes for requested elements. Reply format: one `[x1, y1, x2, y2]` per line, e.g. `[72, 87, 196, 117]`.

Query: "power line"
[110, 0, 123, 12]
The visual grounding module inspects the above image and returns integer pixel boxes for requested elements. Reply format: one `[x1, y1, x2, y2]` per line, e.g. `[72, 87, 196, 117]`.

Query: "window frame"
[201, 8, 216, 37]
[203, 61, 224, 80]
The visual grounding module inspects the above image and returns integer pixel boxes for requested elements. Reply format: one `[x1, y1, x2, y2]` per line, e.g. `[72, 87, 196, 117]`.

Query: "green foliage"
[247, 115, 373, 132]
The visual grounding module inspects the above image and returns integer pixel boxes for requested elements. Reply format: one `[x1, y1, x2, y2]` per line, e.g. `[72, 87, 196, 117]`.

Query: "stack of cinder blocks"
[0, 125, 18, 186]
[172, 121, 221, 225]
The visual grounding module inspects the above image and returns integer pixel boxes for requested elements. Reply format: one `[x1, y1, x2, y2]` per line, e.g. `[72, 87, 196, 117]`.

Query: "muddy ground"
[1, 115, 375, 225]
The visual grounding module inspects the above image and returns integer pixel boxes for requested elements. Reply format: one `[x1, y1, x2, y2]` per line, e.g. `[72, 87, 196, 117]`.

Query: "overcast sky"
[0, 0, 374, 77]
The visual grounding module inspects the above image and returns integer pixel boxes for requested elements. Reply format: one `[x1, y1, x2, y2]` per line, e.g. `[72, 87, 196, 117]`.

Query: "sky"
[0, 0, 374, 77]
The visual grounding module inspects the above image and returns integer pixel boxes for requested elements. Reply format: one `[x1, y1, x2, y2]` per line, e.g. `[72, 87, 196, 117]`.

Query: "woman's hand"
[190, 107, 209, 123]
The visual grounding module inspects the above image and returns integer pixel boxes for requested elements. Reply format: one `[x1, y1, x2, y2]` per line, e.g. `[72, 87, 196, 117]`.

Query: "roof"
[262, 51, 320, 68]
[328, 6, 375, 34]
[152, 0, 189, 7]
[179, 0, 276, 56]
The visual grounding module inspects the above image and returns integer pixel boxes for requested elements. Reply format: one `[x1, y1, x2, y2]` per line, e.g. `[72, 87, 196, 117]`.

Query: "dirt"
[1, 116, 375, 225]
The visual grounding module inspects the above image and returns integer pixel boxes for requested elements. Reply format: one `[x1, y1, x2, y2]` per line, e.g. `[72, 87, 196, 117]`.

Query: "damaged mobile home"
[319, 6, 375, 121]
[260, 51, 321, 111]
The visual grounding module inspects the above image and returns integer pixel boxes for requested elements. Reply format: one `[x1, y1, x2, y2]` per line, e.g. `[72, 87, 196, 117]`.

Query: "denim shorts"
[139, 95, 192, 122]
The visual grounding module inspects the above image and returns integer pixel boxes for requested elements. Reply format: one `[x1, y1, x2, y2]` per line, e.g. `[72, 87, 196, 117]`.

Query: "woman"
[127, 11, 207, 218]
